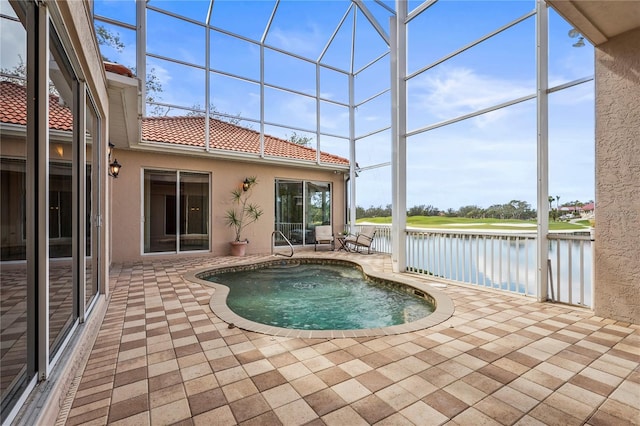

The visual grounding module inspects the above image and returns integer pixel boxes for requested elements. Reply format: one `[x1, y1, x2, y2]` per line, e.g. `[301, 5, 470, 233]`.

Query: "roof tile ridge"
[270, 137, 348, 163]
[142, 115, 204, 122]
[141, 114, 348, 163]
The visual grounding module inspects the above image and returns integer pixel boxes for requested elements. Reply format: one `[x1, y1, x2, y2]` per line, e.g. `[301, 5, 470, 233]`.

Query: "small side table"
[336, 235, 349, 251]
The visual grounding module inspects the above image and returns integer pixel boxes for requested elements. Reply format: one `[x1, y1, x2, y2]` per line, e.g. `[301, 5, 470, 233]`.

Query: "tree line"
[357, 200, 538, 220]
[357, 198, 593, 220]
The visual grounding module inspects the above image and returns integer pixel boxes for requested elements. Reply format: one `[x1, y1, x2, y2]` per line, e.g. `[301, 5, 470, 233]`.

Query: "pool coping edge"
[184, 255, 455, 339]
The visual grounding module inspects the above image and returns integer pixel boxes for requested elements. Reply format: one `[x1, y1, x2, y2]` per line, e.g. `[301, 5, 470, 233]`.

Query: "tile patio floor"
[60, 251, 639, 425]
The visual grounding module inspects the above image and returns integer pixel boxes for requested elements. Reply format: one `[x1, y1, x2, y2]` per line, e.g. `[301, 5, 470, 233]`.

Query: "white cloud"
[277, 95, 317, 129]
[352, 66, 593, 210]
[267, 24, 325, 58]
[409, 66, 534, 127]
[148, 63, 172, 87]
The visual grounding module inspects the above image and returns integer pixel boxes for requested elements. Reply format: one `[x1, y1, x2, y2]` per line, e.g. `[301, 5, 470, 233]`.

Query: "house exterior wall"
[110, 148, 347, 263]
[594, 27, 640, 324]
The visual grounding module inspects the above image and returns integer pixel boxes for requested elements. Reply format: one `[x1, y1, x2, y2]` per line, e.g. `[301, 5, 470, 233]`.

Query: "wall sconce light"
[242, 178, 250, 191]
[108, 142, 122, 178]
[109, 159, 122, 178]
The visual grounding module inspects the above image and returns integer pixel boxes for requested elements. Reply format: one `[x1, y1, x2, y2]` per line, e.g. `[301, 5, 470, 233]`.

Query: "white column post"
[349, 73, 357, 231]
[391, 1, 407, 273]
[204, 8, 210, 152]
[536, 0, 549, 301]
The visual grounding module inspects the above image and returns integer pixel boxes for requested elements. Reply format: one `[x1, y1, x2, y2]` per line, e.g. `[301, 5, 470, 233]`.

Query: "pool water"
[206, 263, 435, 330]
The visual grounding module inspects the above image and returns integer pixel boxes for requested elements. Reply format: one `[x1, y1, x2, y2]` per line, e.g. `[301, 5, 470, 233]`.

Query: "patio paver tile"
[400, 400, 449, 425]
[56, 253, 639, 426]
[351, 394, 395, 424]
[150, 398, 191, 425]
[321, 405, 368, 426]
[187, 387, 227, 416]
[228, 393, 271, 423]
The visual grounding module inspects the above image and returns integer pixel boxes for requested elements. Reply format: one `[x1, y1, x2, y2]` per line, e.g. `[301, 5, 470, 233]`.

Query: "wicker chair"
[344, 226, 376, 254]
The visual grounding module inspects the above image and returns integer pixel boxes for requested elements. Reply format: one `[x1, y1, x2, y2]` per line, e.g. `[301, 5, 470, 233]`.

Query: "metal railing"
[547, 233, 593, 306]
[354, 224, 593, 308]
[271, 230, 294, 257]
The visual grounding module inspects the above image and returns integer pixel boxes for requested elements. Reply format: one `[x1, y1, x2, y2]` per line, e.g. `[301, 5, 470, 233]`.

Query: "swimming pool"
[205, 262, 434, 330]
[187, 257, 454, 338]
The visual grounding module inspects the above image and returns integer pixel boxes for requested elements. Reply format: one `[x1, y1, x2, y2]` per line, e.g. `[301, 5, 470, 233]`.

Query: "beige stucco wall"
[110, 148, 347, 263]
[593, 27, 640, 324]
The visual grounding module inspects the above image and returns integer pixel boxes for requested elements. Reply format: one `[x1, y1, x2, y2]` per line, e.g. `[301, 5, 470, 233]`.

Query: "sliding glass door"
[179, 172, 209, 251]
[275, 180, 331, 245]
[1, 1, 105, 417]
[143, 170, 209, 253]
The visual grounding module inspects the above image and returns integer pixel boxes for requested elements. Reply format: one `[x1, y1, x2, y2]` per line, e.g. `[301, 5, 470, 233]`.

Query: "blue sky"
[3, 0, 594, 211]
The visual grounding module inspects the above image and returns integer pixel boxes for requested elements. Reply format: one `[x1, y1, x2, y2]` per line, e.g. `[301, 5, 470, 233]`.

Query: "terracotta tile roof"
[142, 116, 349, 165]
[104, 61, 134, 77]
[1, 81, 349, 166]
[0, 80, 73, 131]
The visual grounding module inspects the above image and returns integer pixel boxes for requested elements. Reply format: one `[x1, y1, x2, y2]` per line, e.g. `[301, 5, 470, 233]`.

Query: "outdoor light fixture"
[108, 142, 122, 178]
[568, 28, 585, 47]
[573, 37, 585, 48]
[109, 159, 122, 178]
[242, 178, 250, 191]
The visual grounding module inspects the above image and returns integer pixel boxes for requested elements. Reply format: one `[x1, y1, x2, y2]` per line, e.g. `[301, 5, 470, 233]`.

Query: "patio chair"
[314, 225, 334, 251]
[344, 226, 376, 254]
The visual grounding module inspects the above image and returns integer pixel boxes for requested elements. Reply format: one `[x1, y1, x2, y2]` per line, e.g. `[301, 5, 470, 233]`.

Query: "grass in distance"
[358, 216, 590, 231]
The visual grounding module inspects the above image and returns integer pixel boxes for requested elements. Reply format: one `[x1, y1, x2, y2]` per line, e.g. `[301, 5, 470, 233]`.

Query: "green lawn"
[357, 216, 590, 231]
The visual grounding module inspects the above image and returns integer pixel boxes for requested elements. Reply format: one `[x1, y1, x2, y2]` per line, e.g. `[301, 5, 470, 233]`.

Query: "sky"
[1, 0, 595, 211]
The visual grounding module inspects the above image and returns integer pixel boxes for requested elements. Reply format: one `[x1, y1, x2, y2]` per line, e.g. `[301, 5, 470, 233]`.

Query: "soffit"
[106, 71, 139, 149]
[546, 0, 640, 46]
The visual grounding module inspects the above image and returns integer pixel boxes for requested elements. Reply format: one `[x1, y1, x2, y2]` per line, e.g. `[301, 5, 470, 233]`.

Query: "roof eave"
[545, 0, 640, 46]
[106, 71, 140, 150]
[133, 140, 350, 171]
[0, 122, 73, 143]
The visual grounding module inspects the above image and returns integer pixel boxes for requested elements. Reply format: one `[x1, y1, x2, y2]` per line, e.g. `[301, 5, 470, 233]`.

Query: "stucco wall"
[110, 148, 347, 262]
[594, 27, 640, 324]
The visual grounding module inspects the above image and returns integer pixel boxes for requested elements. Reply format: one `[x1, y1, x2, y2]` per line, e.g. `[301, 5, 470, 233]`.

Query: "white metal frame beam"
[353, 0, 390, 46]
[36, 0, 50, 380]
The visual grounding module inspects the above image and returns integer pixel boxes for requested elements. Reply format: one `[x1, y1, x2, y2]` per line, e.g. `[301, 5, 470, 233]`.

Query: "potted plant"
[225, 176, 263, 256]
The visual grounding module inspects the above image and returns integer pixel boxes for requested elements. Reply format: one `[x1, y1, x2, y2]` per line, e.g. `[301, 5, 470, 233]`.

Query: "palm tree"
[548, 196, 555, 220]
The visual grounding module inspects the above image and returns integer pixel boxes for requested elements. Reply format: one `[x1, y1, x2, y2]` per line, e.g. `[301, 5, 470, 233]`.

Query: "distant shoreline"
[356, 218, 592, 233]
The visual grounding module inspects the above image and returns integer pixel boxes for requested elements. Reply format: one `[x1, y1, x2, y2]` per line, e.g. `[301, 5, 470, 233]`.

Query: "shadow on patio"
[60, 252, 639, 425]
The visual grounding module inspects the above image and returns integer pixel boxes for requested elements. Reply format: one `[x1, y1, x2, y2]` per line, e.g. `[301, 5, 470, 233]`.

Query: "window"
[143, 170, 210, 253]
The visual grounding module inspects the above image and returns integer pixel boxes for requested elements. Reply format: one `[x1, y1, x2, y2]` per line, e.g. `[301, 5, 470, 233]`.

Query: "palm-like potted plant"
[225, 176, 263, 256]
